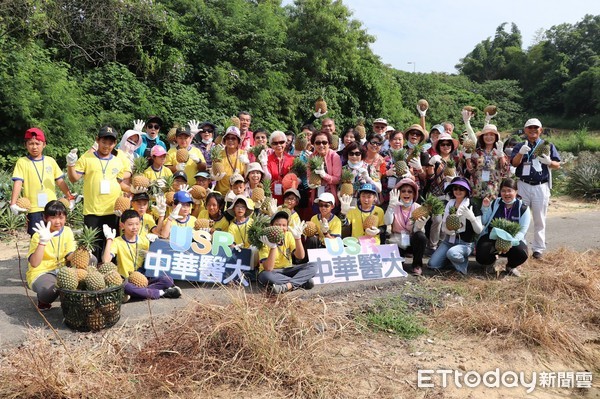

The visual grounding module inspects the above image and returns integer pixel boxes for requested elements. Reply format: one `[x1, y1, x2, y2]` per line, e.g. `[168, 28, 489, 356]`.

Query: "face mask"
[348, 161, 362, 169]
[202, 138, 213, 145]
[504, 148, 513, 157]
[503, 198, 516, 205]
[401, 200, 413, 207]
[407, 142, 415, 149]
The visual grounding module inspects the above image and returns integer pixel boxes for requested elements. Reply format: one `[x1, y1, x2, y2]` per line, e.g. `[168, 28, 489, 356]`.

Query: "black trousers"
[475, 234, 529, 268]
[84, 214, 119, 261]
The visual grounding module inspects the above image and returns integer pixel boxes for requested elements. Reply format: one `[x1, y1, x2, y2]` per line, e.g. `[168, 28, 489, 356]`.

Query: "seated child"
[130, 192, 163, 239]
[226, 195, 254, 249]
[197, 192, 229, 234]
[161, 190, 197, 238]
[306, 192, 342, 249]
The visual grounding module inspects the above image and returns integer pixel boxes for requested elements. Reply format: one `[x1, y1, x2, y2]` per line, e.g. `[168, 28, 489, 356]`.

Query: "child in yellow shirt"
[161, 190, 197, 238]
[226, 195, 254, 248]
[307, 192, 342, 249]
[339, 183, 385, 244]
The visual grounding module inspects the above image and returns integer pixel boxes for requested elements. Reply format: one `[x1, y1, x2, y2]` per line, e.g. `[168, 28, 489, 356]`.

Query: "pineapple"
[104, 270, 123, 287]
[295, 132, 308, 152]
[161, 174, 176, 194]
[131, 156, 150, 191]
[490, 218, 521, 254]
[355, 119, 366, 140]
[194, 218, 214, 230]
[444, 159, 456, 177]
[330, 133, 340, 150]
[308, 156, 324, 187]
[290, 157, 307, 179]
[462, 138, 476, 154]
[484, 105, 497, 116]
[70, 226, 99, 269]
[391, 149, 408, 177]
[363, 214, 379, 230]
[445, 206, 461, 231]
[533, 140, 551, 158]
[462, 105, 476, 116]
[339, 169, 355, 197]
[303, 221, 318, 237]
[315, 95, 327, 113]
[190, 185, 207, 200]
[249, 144, 266, 160]
[128, 271, 148, 288]
[251, 182, 266, 204]
[176, 147, 189, 163]
[210, 146, 225, 176]
[56, 267, 79, 290]
[259, 179, 273, 215]
[114, 195, 131, 215]
[411, 194, 445, 221]
[230, 116, 241, 129]
[264, 226, 285, 245]
[407, 142, 424, 163]
[165, 191, 175, 206]
[166, 127, 178, 144]
[248, 214, 271, 249]
[98, 262, 117, 275]
[84, 269, 106, 291]
[16, 197, 31, 210]
[76, 268, 88, 283]
[58, 197, 71, 209]
[417, 99, 429, 112]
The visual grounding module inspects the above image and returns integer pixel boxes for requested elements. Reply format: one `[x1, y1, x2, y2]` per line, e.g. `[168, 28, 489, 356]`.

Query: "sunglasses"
[526, 126, 539, 129]
[349, 151, 362, 156]
[400, 189, 414, 194]
[147, 124, 160, 129]
[452, 186, 467, 191]
[314, 141, 329, 146]
[369, 141, 382, 146]
[318, 203, 332, 208]
[439, 142, 453, 147]
[271, 140, 286, 145]
[201, 129, 214, 134]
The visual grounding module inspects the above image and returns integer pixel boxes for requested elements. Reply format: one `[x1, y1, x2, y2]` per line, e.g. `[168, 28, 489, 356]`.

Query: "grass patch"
[548, 127, 600, 154]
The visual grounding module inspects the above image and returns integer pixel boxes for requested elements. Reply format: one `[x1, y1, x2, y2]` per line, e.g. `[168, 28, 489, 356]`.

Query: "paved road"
[0, 210, 598, 349]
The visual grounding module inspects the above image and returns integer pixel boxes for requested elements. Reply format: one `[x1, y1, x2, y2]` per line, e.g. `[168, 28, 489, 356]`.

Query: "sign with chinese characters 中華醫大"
[307, 236, 407, 285]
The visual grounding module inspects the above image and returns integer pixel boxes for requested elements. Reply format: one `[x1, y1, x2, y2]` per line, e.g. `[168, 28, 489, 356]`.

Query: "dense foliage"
[0, 0, 598, 169]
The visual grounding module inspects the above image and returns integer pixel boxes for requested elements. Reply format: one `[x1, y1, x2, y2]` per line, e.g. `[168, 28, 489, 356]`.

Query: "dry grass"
[0, 289, 353, 399]
[434, 248, 600, 367]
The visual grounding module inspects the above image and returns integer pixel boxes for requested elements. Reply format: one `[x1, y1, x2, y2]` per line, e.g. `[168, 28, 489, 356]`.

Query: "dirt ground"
[1, 195, 599, 398]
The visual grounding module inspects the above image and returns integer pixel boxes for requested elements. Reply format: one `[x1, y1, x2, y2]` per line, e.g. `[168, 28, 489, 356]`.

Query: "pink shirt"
[308, 149, 342, 205]
[240, 130, 254, 151]
[391, 203, 420, 234]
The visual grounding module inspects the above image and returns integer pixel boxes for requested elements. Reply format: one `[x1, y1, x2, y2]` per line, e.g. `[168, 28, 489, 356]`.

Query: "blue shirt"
[510, 139, 560, 183]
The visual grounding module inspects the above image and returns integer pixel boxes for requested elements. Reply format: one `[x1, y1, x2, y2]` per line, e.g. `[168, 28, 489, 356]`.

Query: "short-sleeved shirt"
[511, 140, 561, 184]
[227, 217, 253, 248]
[171, 215, 197, 229]
[12, 156, 64, 213]
[214, 149, 248, 195]
[259, 231, 295, 271]
[110, 235, 150, 278]
[143, 165, 173, 182]
[27, 226, 76, 287]
[74, 151, 127, 216]
[198, 210, 230, 232]
[310, 214, 342, 244]
[346, 205, 385, 244]
[165, 146, 206, 185]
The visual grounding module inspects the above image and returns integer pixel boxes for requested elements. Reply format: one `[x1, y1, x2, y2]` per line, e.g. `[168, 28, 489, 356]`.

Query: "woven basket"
[58, 284, 124, 332]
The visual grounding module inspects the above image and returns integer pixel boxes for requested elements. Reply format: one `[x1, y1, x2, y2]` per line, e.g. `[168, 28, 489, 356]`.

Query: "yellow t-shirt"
[278, 208, 301, 228]
[143, 165, 173, 182]
[115, 149, 133, 175]
[214, 149, 248, 195]
[227, 217, 253, 248]
[74, 151, 127, 216]
[139, 213, 156, 238]
[27, 226, 76, 287]
[346, 205, 385, 244]
[109, 235, 150, 278]
[258, 231, 295, 272]
[198, 210, 230, 232]
[165, 146, 206, 185]
[12, 156, 63, 213]
[310, 214, 342, 244]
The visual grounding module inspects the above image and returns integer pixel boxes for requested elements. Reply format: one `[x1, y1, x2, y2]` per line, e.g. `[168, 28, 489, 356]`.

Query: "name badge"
[387, 176, 397, 189]
[37, 191, 48, 208]
[317, 186, 326, 196]
[400, 232, 410, 249]
[522, 162, 531, 176]
[481, 170, 491, 182]
[532, 159, 542, 172]
[100, 179, 111, 195]
[274, 183, 283, 196]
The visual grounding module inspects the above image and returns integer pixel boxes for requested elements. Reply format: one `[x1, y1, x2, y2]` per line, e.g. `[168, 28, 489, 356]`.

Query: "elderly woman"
[307, 130, 342, 208]
[466, 124, 509, 206]
[475, 178, 530, 277]
[194, 122, 218, 169]
[214, 126, 248, 195]
[341, 141, 380, 197]
[248, 127, 271, 164]
[266, 130, 295, 205]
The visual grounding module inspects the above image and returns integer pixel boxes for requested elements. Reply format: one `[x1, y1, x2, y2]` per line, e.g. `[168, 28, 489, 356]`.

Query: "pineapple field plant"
[339, 168, 355, 197]
[69, 226, 99, 269]
[391, 149, 408, 177]
[308, 156, 324, 187]
[490, 218, 521, 253]
[445, 207, 461, 231]
[411, 194, 445, 222]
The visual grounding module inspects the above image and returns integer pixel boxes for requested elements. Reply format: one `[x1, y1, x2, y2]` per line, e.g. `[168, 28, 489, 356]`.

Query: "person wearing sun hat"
[227, 195, 255, 249]
[214, 126, 249, 196]
[384, 178, 428, 275]
[428, 177, 483, 275]
[339, 183, 385, 244]
[426, 124, 445, 156]
[402, 124, 431, 189]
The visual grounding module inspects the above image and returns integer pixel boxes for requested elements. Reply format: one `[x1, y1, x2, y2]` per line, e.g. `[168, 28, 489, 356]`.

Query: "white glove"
[176, 163, 186, 171]
[187, 120, 200, 135]
[133, 119, 145, 132]
[388, 189, 400, 209]
[484, 112, 496, 125]
[156, 178, 166, 188]
[413, 215, 429, 231]
[461, 109, 472, 123]
[130, 186, 149, 194]
[103, 224, 116, 240]
[169, 204, 184, 221]
[32, 221, 59, 244]
[189, 153, 200, 163]
[315, 165, 326, 177]
[408, 157, 422, 171]
[463, 152, 472, 160]
[210, 171, 226, 181]
[179, 184, 192, 193]
[268, 198, 278, 216]
[538, 154, 552, 165]
[518, 144, 531, 155]
[340, 194, 355, 215]
[365, 227, 380, 237]
[260, 235, 278, 249]
[10, 203, 27, 215]
[358, 168, 369, 180]
[147, 233, 158, 243]
[321, 218, 330, 234]
[239, 153, 250, 165]
[66, 148, 78, 167]
[457, 204, 476, 222]
[493, 140, 504, 157]
[258, 149, 268, 166]
[313, 108, 327, 119]
[444, 175, 455, 184]
[429, 155, 442, 165]
[416, 104, 427, 117]
[153, 195, 167, 217]
[232, 244, 243, 252]
[289, 221, 306, 240]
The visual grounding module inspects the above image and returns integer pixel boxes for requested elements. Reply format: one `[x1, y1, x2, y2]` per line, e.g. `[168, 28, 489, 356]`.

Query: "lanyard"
[236, 222, 247, 246]
[503, 204, 513, 220]
[525, 139, 541, 162]
[400, 206, 412, 228]
[96, 152, 112, 178]
[30, 157, 45, 187]
[276, 155, 284, 180]
[152, 166, 163, 180]
[124, 237, 139, 268]
[277, 244, 291, 263]
[49, 230, 63, 264]
[226, 150, 239, 174]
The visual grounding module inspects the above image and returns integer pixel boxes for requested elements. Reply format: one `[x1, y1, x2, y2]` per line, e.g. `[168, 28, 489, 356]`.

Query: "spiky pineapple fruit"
[76, 268, 88, 283]
[131, 156, 150, 190]
[363, 214, 379, 230]
[70, 226, 99, 269]
[190, 185, 207, 200]
[315, 96, 327, 113]
[128, 271, 148, 288]
[176, 147, 189, 163]
[84, 269, 106, 291]
[264, 226, 285, 245]
[114, 195, 131, 215]
[16, 197, 31, 211]
[230, 116, 241, 129]
[484, 105, 497, 116]
[251, 182, 266, 204]
[249, 144, 265, 160]
[407, 142, 424, 163]
[248, 214, 271, 249]
[444, 159, 456, 177]
[533, 140, 551, 157]
[445, 207, 461, 231]
[339, 168, 355, 197]
[303, 221, 318, 237]
[97, 261, 117, 275]
[210, 146, 225, 176]
[462, 105, 476, 115]
[56, 267, 79, 290]
[295, 132, 308, 152]
[391, 149, 408, 176]
[411, 194, 445, 221]
[167, 127, 178, 144]
[308, 156, 324, 187]
[330, 134, 340, 150]
[259, 179, 273, 215]
[194, 218, 214, 230]
[355, 119, 366, 140]
[290, 157, 307, 179]
[490, 218, 521, 253]
[462, 138, 476, 154]
[165, 191, 175, 206]
[104, 270, 123, 287]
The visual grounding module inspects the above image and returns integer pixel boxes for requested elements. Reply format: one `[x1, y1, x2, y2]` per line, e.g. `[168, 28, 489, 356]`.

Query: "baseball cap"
[283, 188, 301, 200]
[373, 118, 388, 126]
[357, 183, 378, 195]
[24, 127, 46, 143]
[524, 118, 542, 128]
[385, 126, 395, 133]
[173, 171, 188, 181]
[131, 192, 150, 202]
[194, 171, 210, 179]
[270, 209, 290, 224]
[98, 126, 118, 139]
[151, 145, 167, 157]
[314, 192, 335, 204]
[174, 190, 193, 204]
[229, 173, 245, 185]
[145, 116, 163, 127]
[430, 124, 446, 135]
[175, 127, 192, 136]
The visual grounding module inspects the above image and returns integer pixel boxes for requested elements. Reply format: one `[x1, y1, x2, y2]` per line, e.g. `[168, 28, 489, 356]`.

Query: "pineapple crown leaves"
[445, 159, 456, 168]
[308, 155, 324, 171]
[341, 168, 354, 183]
[355, 117, 366, 126]
[448, 206, 457, 215]
[248, 214, 272, 249]
[249, 144, 265, 158]
[421, 194, 445, 215]
[133, 156, 149, 174]
[210, 145, 224, 160]
[391, 148, 407, 163]
[261, 178, 272, 196]
[290, 157, 307, 178]
[490, 218, 522, 236]
[76, 225, 100, 251]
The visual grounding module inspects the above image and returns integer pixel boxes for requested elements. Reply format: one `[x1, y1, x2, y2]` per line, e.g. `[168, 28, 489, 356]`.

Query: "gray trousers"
[31, 273, 59, 304]
[258, 263, 317, 289]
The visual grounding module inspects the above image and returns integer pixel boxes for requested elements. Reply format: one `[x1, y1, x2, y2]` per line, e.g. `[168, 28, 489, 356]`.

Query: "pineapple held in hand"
[308, 155, 324, 187]
[330, 133, 339, 150]
[16, 197, 31, 211]
[363, 214, 379, 230]
[295, 132, 308, 152]
[314, 96, 327, 114]
[490, 218, 521, 253]
[533, 140, 551, 158]
[411, 194, 445, 221]
[190, 185, 207, 200]
[445, 207, 461, 231]
[194, 218, 214, 230]
[264, 226, 285, 246]
[114, 195, 131, 215]
[248, 214, 271, 249]
[131, 156, 150, 190]
[176, 147, 189, 163]
[339, 169, 355, 197]
[418, 99, 429, 112]
[484, 105, 497, 116]
[210, 146, 225, 177]
[444, 159, 456, 177]
[391, 149, 408, 177]
[70, 226, 99, 269]
[303, 221, 318, 237]
[355, 119, 366, 140]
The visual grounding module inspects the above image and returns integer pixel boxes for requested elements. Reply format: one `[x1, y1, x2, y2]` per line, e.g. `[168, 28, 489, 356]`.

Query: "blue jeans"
[428, 238, 474, 275]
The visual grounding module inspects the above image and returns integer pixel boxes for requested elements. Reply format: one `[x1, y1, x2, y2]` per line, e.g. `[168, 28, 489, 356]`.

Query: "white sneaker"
[508, 267, 522, 277]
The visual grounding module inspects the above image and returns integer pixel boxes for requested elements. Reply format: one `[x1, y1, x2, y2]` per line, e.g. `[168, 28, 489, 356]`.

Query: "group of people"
[11, 105, 561, 310]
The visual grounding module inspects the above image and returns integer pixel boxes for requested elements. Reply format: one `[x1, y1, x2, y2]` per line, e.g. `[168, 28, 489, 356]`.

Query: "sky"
[284, 0, 600, 74]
